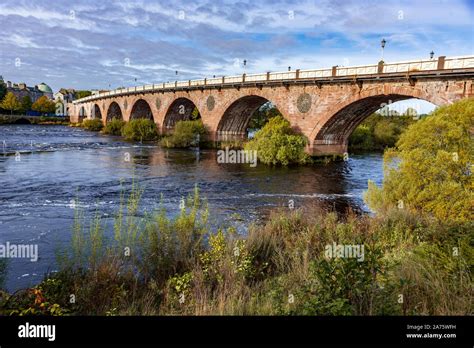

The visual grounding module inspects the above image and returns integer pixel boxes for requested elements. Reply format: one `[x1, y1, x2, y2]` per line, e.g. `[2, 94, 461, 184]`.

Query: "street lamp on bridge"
[430, 51, 435, 60]
[380, 38, 386, 62]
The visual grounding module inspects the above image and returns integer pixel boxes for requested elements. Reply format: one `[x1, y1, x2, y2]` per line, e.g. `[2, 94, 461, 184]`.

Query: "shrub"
[349, 113, 416, 151]
[122, 119, 159, 142]
[373, 119, 401, 147]
[81, 118, 104, 131]
[1, 184, 471, 316]
[364, 98, 474, 223]
[348, 125, 374, 150]
[103, 119, 125, 135]
[244, 116, 311, 165]
[160, 119, 207, 148]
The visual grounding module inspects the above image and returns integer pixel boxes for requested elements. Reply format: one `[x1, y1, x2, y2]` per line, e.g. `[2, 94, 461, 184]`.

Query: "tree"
[75, 90, 92, 99]
[160, 119, 206, 148]
[20, 95, 32, 114]
[0, 92, 22, 115]
[364, 98, 474, 223]
[244, 116, 311, 165]
[191, 106, 200, 120]
[0, 78, 6, 102]
[248, 103, 280, 130]
[32, 96, 56, 115]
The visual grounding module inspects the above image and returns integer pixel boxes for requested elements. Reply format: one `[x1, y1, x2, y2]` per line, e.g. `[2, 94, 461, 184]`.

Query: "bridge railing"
[298, 68, 332, 78]
[245, 73, 267, 82]
[445, 56, 474, 69]
[73, 55, 474, 104]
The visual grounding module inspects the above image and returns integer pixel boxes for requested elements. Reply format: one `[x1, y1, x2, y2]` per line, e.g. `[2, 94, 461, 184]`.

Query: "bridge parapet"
[73, 55, 474, 105]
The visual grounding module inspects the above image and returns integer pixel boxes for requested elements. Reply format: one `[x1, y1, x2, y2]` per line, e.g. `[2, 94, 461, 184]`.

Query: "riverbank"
[0, 186, 470, 316]
[0, 124, 382, 291]
[0, 114, 69, 125]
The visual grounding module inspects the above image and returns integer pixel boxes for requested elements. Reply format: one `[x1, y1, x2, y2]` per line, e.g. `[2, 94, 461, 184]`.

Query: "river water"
[0, 125, 384, 291]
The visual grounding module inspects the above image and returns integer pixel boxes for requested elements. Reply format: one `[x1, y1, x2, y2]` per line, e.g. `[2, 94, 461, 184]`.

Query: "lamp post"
[288, 66, 291, 71]
[381, 38, 386, 62]
[430, 51, 435, 60]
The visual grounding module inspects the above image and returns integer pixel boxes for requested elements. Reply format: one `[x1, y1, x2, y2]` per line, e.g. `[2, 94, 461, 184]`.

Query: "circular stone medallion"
[155, 98, 161, 110]
[297, 93, 312, 113]
[206, 96, 215, 111]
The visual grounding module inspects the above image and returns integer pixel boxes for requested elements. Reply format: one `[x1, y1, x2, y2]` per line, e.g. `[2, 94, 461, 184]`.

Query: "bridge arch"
[163, 97, 200, 132]
[106, 101, 123, 121]
[310, 85, 444, 155]
[130, 99, 153, 120]
[79, 106, 87, 119]
[92, 104, 102, 119]
[14, 118, 31, 124]
[217, 95, 285, 141]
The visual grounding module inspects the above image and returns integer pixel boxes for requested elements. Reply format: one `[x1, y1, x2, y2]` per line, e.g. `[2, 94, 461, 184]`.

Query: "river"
[0, 125, 384, 291]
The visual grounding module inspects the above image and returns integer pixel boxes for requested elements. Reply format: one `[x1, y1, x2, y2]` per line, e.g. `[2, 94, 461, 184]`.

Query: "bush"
[349, 113, 416, 151]
[364, 98, 474, 223]
[160, 120, 207, 148]
[348, 125, 374, 150]
[81, 118, 104, 131]
[1, 183, 470, 316]
[103, 119, 125, 135]
[122, 119, 159, 142]
[244, 116, 311, 165]
[373, 119, 401, 147]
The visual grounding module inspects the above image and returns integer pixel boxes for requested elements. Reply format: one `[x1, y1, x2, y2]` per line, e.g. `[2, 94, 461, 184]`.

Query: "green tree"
[160, 119, 207, 148]
[20, 95, 32, 114]
[0, 92, 22, 115]
[191, 106, 200, 120]
[122, 119, 159, 142]
[0, 78, 6, 102]
[244, 116, 311, 166]
[32, 96, 56, 115]
[75, 90, 92, 99]
[248, 103, 280, 130]
[364, 98, 474, 223]
[373, 119, 400, 147]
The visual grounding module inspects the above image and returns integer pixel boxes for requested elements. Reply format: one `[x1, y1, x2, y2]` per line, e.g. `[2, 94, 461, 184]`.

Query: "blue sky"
[0, 0, 473, 113]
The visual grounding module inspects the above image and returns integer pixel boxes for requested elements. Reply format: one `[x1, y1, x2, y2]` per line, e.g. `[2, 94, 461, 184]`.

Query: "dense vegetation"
[348, 111, 422, 151]
[365, 98, 473, 223]
[0, 99, 471, 316]
[81, 118, 104, 132]
[247, 102, 281, 130]
[122, 119, 159, 142]
[160, 120, 207, 148]
[244, 116, 311, 165]
[0, 184, 470, 315]
[0, 92, 57, 116]
[102, 118, 125, 135]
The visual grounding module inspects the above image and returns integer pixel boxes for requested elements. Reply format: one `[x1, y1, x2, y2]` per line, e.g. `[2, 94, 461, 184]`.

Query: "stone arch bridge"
[70, 55, 474, 155]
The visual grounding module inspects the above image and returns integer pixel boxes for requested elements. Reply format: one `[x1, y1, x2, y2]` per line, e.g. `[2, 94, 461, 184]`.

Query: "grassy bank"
[0, 185, 470, 316]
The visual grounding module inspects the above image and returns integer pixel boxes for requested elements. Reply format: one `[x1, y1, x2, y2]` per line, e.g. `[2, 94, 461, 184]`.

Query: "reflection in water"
[0, 125, 383, 291]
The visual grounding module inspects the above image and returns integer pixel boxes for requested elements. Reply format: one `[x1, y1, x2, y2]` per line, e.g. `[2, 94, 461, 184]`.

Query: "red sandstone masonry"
[70, 77, 473, 155]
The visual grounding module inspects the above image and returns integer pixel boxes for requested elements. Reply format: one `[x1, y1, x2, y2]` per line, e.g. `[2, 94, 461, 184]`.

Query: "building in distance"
[5, 80, 54, 102]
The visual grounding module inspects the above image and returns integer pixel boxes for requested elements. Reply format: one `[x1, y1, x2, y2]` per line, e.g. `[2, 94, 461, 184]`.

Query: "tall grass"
[0, 186, 471, 316]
